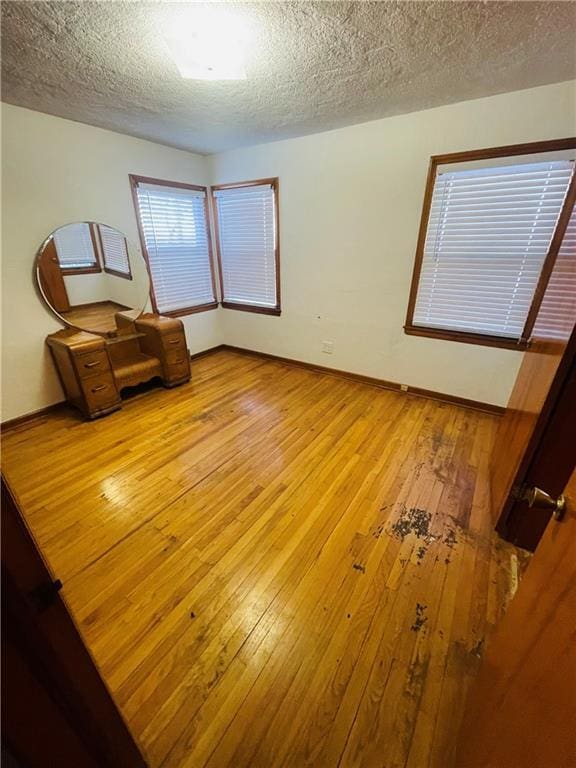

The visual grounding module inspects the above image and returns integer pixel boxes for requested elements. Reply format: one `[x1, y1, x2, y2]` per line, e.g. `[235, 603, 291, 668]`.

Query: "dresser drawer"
[81, 373, 119, 409]
[165, 349, 189, 367]
[162, 332, 187, 352]
[74, 350, 111, 379]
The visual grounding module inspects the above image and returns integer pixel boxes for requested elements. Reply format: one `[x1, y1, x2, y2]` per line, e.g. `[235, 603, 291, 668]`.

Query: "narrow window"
[53, 222, 101, 274]
[130, 175, 217, 316]
[212, 179, 280, 315]
[406, 141, 575, 349]
[98, 224, 132, 280]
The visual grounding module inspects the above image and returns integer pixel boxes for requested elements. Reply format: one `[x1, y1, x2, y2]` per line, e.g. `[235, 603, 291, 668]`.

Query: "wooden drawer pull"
[172, 358, 184, 364]
[168, 339, 181, 345]
[84, 360, 101, 368]
[91, 384, 108, 392]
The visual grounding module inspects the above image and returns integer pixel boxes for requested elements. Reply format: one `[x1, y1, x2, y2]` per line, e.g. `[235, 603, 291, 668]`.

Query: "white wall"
[210, 81, 576, 407]
[1, 104, 221, 421]
[64, 271, 109, 306]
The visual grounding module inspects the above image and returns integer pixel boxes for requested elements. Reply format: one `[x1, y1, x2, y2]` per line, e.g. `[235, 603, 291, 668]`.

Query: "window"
[98, 225, 132, 280]
[212, 179, 280, 315]
[53, 222, 100, 274]
[130, 175, 217, 316]
[406, 141, 576, 349]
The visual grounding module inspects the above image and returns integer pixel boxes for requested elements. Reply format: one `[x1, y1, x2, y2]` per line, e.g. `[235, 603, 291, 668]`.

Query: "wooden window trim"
[211, 177, 281, 316]
[96, 225, 133, 281]
[405, 138, 576, 350]
[59, 223, 102, 276]
[128, 174, 218, 317]
[404, 325, 528, 351]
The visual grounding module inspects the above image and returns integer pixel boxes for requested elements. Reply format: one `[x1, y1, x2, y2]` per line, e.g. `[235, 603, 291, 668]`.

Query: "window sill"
[60, 266, 102, 276]
[104, 267, 132, 280]
[403, 324, 528, 351]
[159, 301, 219, 318]
[221, 301, 281, 316]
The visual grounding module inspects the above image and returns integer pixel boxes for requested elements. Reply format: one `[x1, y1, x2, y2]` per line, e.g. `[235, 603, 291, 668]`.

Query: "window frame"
[97, 224, 133, 281]
[405, 138, 576, 350]
[211, 177, 281, 316]
[129, 174, 218, 317]
[57, 222, 102, 276]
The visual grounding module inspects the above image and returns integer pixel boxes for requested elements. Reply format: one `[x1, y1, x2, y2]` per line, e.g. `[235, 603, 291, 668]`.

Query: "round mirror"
[35, 222, 151, 336]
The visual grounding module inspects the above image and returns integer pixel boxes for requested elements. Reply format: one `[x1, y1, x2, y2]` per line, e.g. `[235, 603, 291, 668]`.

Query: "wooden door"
[455, 467, 576, 768]
[1, 475, 146, 768]
[503, 354, 576, 549]
[38, 238, 70, 312]
[491, 194, 576, 548]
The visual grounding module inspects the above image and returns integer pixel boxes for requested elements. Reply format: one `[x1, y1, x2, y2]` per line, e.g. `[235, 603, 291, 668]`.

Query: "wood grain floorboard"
[1, 350, 529, 768]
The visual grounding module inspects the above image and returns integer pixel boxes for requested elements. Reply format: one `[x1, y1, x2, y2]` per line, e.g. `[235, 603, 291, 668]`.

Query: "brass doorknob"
[526, 487, 566, 521]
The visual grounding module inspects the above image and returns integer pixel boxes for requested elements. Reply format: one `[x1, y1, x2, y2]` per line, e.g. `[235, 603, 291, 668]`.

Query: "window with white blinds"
[131, 178, 216, 314]
[411, 159, 575, 341]
[99, 225, 131, 279]
[53, 222, 99, 271]
[212, 180, 279, 313]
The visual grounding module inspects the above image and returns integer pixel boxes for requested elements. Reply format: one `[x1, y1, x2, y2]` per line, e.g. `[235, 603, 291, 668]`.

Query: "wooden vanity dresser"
[47, 312, 191, 419]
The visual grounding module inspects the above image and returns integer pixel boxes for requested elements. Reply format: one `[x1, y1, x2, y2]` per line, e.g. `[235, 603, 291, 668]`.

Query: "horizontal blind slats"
[99, 225, 130, 276]
[533, 208, 576, 340]
[53, 223, 98, 269]
[135, 183, 214, 313]
[215, 183, 278, 308]
[413, 159, 574, 338]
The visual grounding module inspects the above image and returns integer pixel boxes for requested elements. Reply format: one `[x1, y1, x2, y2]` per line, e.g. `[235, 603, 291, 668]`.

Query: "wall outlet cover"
[321, 341, 334, 354]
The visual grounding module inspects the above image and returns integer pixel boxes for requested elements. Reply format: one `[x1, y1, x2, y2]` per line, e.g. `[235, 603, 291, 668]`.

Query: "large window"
[53, 222, 101, 274]
[406, 141, 575, 349]
[130, 175, 217, 316]
[211, 178, 280, 315]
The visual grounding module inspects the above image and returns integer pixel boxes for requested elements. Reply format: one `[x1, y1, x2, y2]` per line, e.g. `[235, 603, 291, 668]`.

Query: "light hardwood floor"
[2, 350, 528, 768]
[61, 300, 129, 333]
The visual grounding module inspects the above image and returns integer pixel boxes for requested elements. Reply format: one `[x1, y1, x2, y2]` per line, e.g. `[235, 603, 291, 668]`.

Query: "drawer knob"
[84, 360, 101, 368]
[92, 384, 107, 392]
[168, 339, 181, 345]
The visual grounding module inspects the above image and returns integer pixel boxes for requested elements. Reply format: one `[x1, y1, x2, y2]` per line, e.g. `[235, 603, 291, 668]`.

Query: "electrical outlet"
[400, 384, 409, 392]
[321, 341, 334, 354]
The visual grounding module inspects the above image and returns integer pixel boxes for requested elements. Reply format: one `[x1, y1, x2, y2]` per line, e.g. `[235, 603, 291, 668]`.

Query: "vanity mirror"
[38, 221, 191, 419]
[36, 221, 151, 335]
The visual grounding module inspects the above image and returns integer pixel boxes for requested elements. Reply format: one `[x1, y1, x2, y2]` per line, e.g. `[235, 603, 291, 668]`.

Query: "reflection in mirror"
[36, 222, 151, 335]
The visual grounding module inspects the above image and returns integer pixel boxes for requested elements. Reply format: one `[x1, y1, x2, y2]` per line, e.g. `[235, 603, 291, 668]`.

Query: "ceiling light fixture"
[163, 7, 251, 81]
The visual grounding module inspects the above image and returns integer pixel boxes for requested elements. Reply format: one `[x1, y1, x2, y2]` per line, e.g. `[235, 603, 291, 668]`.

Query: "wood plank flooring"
[61, 300, 129, 333]
[1, 350, 528, 768]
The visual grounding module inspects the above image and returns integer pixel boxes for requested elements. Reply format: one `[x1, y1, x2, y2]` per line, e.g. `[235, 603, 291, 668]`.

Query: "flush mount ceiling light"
[163, 7, 251, 80]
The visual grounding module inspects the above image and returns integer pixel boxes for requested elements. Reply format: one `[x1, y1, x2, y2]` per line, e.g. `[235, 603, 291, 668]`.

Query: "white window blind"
[213, 183, 278, 309]
[413, 160, 575, 339]
[533, 206, 576, 341]
[53, 222, 98, 269]
[134, 182, 215, 313]
[99, 225, 131, 278]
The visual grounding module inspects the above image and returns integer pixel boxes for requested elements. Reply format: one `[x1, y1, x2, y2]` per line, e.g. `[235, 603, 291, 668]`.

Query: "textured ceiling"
[2, 1, 575, 154]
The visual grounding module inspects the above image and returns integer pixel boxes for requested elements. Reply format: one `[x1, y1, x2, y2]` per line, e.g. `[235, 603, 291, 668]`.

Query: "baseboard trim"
[189, 345, 227, 361]
[216, 344, 505, 416]
[1, 402, 68, 432]
[5, 346, 504, 431]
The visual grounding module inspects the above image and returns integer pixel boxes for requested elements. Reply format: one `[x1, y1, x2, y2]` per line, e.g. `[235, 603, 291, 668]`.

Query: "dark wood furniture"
[1, 476, 147, 767]
[46, 312, 190, 419]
